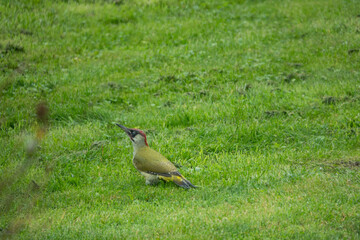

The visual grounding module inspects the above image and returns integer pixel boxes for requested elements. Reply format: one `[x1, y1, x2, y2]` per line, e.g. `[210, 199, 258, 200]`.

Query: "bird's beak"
[116, 124, 131, 136]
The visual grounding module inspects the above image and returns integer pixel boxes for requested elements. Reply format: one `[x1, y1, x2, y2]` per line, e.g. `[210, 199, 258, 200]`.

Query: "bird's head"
[116, 124, 148, 147]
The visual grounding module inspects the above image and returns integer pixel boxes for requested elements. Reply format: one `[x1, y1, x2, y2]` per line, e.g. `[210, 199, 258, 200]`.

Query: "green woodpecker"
[116, 124, 196, 189]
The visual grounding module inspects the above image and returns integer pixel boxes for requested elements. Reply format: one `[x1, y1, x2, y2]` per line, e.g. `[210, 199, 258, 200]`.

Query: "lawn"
[1, 0, 359, 239]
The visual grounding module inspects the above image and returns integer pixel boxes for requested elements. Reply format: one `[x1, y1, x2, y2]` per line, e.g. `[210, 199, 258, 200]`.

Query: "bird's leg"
[140, 172, 159, 185]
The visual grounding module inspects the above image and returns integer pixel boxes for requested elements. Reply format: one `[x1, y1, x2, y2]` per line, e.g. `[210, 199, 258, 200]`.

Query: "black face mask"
[129, 130, 139, 138]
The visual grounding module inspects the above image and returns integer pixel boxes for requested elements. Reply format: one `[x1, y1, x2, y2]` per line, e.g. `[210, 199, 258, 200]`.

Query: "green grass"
[1, 0, 360, 239]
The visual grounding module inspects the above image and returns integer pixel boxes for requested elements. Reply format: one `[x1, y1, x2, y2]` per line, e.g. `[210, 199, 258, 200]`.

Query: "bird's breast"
[132, 157, 140, 167]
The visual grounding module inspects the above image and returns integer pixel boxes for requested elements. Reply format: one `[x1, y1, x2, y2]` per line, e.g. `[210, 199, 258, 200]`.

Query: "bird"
[116, 124, 196, 189]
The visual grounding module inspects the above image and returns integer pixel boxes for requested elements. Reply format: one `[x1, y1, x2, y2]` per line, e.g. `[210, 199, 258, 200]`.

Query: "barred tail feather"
[158, 172, 197, 189]
[173, 176, 197, 189]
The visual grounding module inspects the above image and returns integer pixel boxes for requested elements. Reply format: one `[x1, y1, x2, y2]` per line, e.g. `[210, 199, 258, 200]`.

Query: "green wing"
[133, 147, 177, 174]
